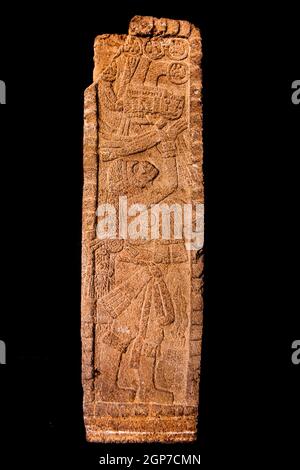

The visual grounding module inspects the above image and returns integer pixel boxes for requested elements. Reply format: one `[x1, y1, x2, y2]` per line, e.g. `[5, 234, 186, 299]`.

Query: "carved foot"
[101, 386, 136, 403]
[136, 388, 174, 404]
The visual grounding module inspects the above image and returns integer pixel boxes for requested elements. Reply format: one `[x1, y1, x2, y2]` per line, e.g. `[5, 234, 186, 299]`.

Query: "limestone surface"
[81, 15, 204, 443]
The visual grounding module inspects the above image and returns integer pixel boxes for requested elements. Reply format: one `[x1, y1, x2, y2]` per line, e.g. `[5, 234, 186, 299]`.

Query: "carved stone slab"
[81, 15, 204, 443]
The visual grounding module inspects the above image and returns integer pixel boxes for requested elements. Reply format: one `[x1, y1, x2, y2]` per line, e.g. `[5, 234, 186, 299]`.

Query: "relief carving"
[81, 15, 204, 443]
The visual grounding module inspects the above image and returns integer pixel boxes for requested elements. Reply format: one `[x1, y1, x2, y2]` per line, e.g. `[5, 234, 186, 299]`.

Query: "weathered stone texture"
[81, 15, 204, 443]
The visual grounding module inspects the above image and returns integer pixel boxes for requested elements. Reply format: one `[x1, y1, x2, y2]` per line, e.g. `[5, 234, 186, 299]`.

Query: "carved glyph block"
[81, 16, 204, 443]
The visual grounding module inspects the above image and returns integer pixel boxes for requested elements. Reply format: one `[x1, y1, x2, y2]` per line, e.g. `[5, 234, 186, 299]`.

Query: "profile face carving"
[129, 160, 159, 189]
[161, 92, 185, 119]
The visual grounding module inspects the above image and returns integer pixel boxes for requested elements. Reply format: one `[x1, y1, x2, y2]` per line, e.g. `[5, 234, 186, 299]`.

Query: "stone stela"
[81, 15, 204, 443]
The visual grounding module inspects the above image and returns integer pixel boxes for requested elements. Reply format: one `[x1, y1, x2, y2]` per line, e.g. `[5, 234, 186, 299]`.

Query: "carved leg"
[98, 342, 136, 402]
[136, 346, 174, 404]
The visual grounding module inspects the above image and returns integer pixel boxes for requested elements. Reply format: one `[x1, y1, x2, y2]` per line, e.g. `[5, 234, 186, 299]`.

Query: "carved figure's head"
[129, 160, 159, 188]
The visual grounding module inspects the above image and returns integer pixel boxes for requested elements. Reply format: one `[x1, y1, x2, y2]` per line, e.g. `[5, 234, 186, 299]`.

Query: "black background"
[0, 1, 299, 467]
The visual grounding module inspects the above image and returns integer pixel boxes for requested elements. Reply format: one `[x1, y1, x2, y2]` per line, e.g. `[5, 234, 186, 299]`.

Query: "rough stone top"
[129, 15, 192, 38]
